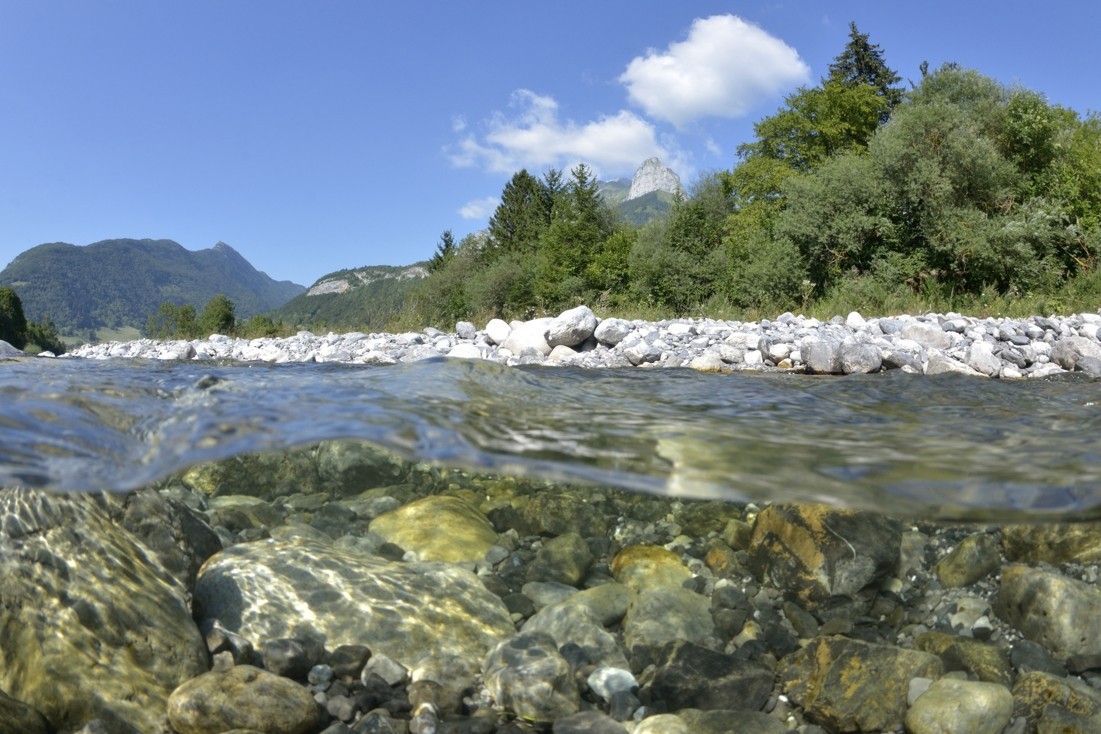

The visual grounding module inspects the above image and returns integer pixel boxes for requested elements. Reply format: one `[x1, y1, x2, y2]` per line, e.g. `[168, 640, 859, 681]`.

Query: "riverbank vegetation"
[0, 287, 67, 354]
[397, 24, 1101, 330]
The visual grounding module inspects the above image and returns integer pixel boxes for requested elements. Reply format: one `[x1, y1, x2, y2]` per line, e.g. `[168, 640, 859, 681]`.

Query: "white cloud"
[447, 89, 680, 178]
[458, 196, 499, 220]
[451, 115, 467, 133]
[704, 137, 722, 156]
[619, 14, 810, 128]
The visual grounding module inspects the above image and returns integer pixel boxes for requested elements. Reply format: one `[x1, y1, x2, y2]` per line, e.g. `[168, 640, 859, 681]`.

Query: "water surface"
[2, 356, 1099, 520]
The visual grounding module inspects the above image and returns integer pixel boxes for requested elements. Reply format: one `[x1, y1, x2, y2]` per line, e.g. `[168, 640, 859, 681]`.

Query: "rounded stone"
[369, 495, 497, 563]
[483, 632, 580, 723]
[935, 533, 1001, 588]
[610, 545, 692, 592]
[905, 678, 1013, 734]
[167, 665, 320, 734]
[624, 586, 715, 650]
[526, 532, 594, 586]
[633, 714, 691, 734]
[545, 306, 598, 347]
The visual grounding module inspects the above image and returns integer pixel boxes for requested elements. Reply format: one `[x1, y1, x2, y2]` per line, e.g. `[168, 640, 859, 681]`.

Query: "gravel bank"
[62, 305, 1101, 379]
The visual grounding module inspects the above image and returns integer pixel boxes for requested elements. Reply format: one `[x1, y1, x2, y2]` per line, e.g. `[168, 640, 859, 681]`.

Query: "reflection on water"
[2, 356, 1101, 520]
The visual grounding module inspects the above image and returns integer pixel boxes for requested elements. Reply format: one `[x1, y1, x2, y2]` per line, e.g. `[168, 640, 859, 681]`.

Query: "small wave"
[2, 357, 1101, 520]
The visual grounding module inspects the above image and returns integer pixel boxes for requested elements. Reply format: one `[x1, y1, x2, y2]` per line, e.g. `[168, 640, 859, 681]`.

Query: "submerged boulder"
[193, 537, 514, 669]
[0, 489, 208, 734]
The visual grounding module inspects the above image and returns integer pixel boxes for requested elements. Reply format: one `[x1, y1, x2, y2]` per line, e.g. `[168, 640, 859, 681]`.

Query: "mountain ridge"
[0, 238, 305, 339]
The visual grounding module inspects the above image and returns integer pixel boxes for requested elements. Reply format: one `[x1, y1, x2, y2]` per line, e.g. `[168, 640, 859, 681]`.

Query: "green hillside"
[0, 238, 305, 340]
[617, 190, 677, 227]
[267, 263, 428, 332]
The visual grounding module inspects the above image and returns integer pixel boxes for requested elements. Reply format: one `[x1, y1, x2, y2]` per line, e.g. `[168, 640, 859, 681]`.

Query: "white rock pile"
[61, 305, 1101, 379]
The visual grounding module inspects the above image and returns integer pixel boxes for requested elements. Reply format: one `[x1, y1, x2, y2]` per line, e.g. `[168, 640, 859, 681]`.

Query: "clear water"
[3, 356, 1101, 520]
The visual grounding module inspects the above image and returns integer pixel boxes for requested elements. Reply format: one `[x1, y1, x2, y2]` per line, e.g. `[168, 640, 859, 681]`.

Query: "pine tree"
[429, 229, 456, 272]
[828, 22, 903, 116]
[487, 169, 552, 254]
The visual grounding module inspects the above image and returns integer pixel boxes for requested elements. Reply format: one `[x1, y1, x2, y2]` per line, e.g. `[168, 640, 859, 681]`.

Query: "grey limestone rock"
[627, 157, 682, 200]
[501, 317, 553, 356]
[546, 305, 598, 347]
[803, 339, 842, 374]
[1052, 336, 1101, 371]
[901, 321, 955, 351]
[649, 640, 773, 712]
[839, 339, 882, 374]
[594, 318, 633, 346]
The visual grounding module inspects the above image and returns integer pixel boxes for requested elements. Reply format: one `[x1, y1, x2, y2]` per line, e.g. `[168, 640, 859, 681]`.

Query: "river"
[3, 355, 1099, 521]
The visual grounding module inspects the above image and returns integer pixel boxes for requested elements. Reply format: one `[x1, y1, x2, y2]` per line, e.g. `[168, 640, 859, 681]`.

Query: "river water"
[2, 356, 1100, 521]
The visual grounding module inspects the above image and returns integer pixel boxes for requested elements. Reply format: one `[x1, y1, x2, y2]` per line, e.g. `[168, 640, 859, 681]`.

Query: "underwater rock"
[994, 565, 1101, 660]
[748, 503, 902, 610]
[167, 665, 319, 734]
[369, 494, 498, 563]
[483, 631, 580, 723]
[0, 489, 208, 733]
[193, 537, 514, 669]
[905, 677, 1013, 734]
[779, 635, 943, 732]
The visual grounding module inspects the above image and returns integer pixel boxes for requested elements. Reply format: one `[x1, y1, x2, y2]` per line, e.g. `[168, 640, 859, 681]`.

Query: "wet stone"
[549, 710, 628, 733]
[633, 714, 690, 734]
[779, 635, 944, 733]
[623, 586, 715, 652]
[906, 677, 1014, 734]
[994, 565, 1101, 660]
[0, 489, 209, 734]
[748, 503, 901, 610]
[526, 532, 594, 586]
[1002, 523, 1101, 565]
[1012, 671, 1101, 729]
[648, 640, 774, 712]
[260, 638, 315, 679]
[0, 690, 49, 734]
[523, 599, 629, 670]
[483, 631, 581, 724]
[193, 538, 514, 670]
[167, 665, 320, 734]
[369, 495, 498, 563]
[678, 709, 788, 734]
[610, 544, 692, 592]
[935, 532, 1002, 588]
[915, 631, 1013, 686]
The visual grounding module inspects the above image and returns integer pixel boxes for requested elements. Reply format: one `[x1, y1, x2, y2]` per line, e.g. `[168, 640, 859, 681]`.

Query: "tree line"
[400, 23, 1101, 328]
[146, 295, 291, 340]
[0, 287, 67, 354]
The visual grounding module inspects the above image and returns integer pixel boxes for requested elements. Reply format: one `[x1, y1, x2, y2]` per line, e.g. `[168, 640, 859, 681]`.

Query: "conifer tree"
[828, 21, 903, 116]
[429, 229, 456, 272]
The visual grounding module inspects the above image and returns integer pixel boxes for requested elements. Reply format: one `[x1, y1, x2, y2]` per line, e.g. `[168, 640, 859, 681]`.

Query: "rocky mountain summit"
[626, 157, 682, 201]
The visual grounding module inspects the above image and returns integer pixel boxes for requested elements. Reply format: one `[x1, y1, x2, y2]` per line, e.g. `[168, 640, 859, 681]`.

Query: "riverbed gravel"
[60, 304, 1101, 379]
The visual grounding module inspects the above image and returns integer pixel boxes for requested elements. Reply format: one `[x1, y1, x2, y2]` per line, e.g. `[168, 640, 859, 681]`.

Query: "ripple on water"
[2, 357, 1101, 520]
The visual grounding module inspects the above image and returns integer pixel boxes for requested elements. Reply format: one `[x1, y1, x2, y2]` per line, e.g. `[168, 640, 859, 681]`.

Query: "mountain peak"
[627, 158, 682, 201]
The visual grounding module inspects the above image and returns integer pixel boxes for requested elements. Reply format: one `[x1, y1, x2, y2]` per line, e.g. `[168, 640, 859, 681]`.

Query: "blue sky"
[1, 1, 1098, 286]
